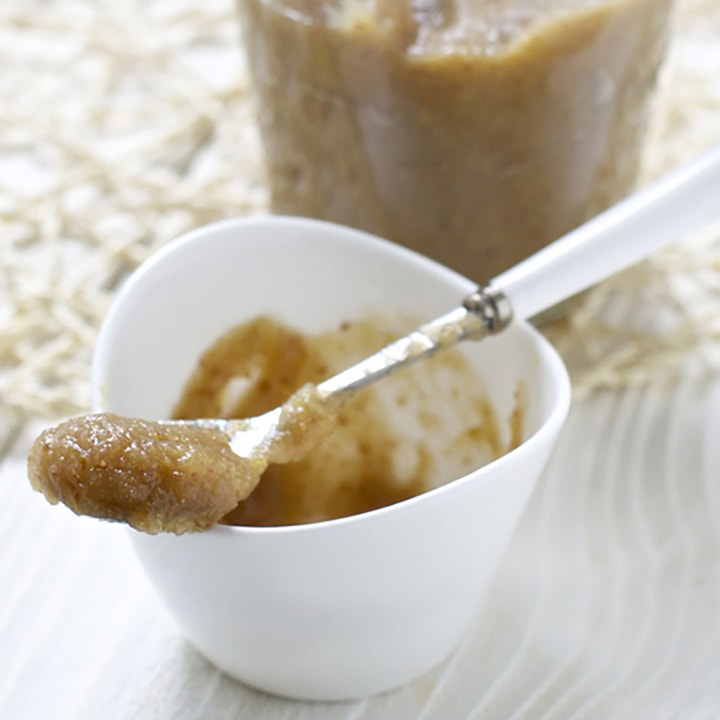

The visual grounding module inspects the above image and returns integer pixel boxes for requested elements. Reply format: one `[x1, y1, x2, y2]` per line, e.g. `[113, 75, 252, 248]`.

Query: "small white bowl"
[92, 216, 571, 701]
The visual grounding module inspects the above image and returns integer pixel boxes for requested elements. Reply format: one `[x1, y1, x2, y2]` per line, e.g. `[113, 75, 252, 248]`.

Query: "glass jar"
[238, 0, 674, 283]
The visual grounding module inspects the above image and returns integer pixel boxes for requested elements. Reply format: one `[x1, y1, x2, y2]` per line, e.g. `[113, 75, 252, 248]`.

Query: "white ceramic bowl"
[92, 216, 571, 701]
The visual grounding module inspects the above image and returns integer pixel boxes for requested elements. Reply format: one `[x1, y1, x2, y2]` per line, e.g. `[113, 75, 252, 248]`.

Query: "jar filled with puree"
[238, 0, 674, 282]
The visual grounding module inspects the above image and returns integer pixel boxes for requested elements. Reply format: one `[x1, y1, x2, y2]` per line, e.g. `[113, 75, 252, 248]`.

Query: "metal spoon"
[28, 145, 720, 534]
[173, 143, 720, 464]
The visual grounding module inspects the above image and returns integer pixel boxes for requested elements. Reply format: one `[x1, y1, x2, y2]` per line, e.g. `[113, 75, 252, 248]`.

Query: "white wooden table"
[3, 374, 720, 719]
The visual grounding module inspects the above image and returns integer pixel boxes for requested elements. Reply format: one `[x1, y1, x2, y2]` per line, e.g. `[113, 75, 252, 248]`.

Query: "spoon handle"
[316, 287, 510, 399]
[491, 143, 720, 321]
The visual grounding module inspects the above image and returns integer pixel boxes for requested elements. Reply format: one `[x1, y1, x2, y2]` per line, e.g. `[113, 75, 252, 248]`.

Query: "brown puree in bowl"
[27, 315, 526, 533]
[173, 316, 526, 527]
[240, 0, 673, 280]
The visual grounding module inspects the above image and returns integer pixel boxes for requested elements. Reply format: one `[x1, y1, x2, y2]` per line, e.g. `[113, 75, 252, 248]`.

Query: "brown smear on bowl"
[173, 315, 527, 527]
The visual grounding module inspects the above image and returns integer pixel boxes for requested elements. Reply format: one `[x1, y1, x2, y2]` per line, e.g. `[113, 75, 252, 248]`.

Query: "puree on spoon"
[27, 382, 337, 535]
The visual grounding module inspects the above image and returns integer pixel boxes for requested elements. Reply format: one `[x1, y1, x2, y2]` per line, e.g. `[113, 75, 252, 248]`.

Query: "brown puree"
[27, 382, 339, 534]
[27, 414, 265, 534]
[174, 316, 525, 527]
[240, 0, 673, 280]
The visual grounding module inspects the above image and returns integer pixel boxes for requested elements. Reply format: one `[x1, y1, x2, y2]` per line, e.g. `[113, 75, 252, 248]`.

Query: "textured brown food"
[27, 413, 264, 534]
[239, 0, 673, 280]
[267, 384, 340, 465]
